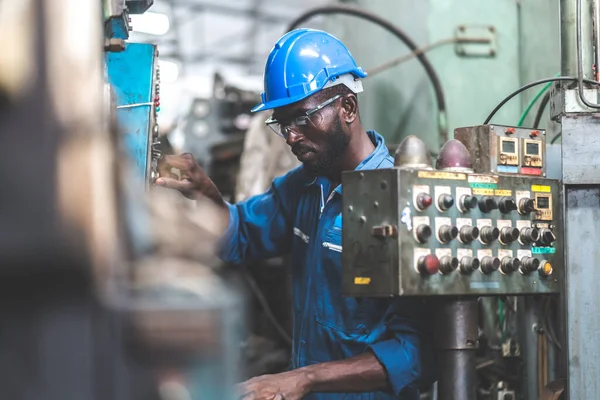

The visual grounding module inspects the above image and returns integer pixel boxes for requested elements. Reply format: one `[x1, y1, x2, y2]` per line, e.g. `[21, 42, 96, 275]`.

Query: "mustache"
[291, 144, 315, 154]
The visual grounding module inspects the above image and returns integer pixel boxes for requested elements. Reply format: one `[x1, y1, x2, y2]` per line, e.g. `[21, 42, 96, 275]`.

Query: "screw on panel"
[381, 181, 388, 190]
[348, 205, 353, 212]
[359, 216, 367, 223]
[489, 49, 496, 57]
[374, 201, 379, 208]
[359, 172, 364, 179]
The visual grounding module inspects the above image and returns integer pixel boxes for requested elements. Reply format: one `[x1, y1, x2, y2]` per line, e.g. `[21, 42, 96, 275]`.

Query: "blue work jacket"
[219, 131, 430, 399]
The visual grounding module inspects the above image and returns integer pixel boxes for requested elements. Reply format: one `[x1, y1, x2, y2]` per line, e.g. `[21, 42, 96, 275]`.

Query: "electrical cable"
[243, 269, 293, 346]
[550, 132, 562, 145]
[517, 73, 560, 126]
[576, 0, 600, 108]
[286, 4, 448, 142]
[483, 76, 600, 124]
[367, 37, 490, 77]
[533, 92, 551, 129]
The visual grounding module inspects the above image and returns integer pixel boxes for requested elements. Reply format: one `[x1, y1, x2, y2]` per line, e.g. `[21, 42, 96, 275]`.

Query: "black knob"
[478, 196, 498, 213]
[480, 226, 500, 244]
[438, 194, 454, 211]
[459, 257, 480, 275]
[459, 225, 479, 244]
[459, 195, 478, 212]
[481, 257, 500, 274]
[500, 257, 521, 274]
[538, 228, 557, 246]
[519, 227, 540, 245]
[439, 256, 459, 274]
[518, 198, 536, 215]
[415, 224, 432, 243]
[498, 197, 518, 214]
[520, 257, 541, 274]
[438, 225, 458, 243]
[500, 227, 520, 244]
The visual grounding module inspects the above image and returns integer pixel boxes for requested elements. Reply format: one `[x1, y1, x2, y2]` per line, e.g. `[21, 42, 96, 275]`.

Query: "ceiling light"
[130, 12, 170, 35]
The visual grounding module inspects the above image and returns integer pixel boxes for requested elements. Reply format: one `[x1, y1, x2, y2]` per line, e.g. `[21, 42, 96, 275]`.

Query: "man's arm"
[237, 352, 388, 400]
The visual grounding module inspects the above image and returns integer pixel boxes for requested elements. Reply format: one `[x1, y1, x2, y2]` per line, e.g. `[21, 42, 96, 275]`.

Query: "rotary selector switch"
[499, 227, 520, 245]
[498, 197, 518, 214]
[500, 257, 521, 274]
[480, 226, 500, 244]
[458, 195, 478, 213]
[538, 228, 557, 246]
[459, 257, 480, 275]
[478, 196, 498, 213]
[459, 225, 479, 244]
[518, 198, 536, 215]
[415, 224, 432, 243]
[519, 227, 540, 245]
[481, 257, 501, 274]
[520, 257, 540, 274]
[438, 225, 458, 244]
[439, 256, 459, 274]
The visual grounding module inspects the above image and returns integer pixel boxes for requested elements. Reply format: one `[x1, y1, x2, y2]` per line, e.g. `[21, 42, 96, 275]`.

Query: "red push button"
[416, 193, 433, 211]
[418, 254, 440, 275]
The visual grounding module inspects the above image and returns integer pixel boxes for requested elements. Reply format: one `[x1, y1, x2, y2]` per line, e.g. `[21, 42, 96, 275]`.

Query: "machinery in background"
[342, 131, 562, 400]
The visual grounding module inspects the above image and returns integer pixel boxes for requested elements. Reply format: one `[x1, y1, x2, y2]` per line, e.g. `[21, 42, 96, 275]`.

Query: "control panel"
[454, 125, 546, 176]
[341, 168, 562, 297]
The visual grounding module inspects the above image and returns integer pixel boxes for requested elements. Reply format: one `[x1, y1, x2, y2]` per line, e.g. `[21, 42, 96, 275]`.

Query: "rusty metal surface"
[342, 168, 563, 297]
[561, 115, 600, 184]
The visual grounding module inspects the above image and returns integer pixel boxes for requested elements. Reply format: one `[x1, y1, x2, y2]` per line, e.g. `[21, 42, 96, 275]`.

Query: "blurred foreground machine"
[0, 1, 240, 399]
[342, 129, 562, 400]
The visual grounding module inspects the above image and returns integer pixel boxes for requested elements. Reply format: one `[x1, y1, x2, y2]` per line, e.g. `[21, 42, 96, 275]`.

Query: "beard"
[302, 115, 350, 176]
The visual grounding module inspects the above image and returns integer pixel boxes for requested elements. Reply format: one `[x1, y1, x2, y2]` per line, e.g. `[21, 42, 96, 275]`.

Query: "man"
[157, 28, 430, 400]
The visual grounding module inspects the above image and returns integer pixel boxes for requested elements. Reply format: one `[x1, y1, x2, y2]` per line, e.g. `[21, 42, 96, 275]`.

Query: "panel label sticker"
[498, 249, 514, 259]
[412, 216, 430, 227]
[516, 220, 531, 230]
[532, 185, 551, 193]
[435, 248, 452, 258]
[473, 188, 495, 196]
[456, 186, 472, 198]
[468, 174, 499, 184]
[532, 247, 556, 254]
[497, 219, 512, 228]
[414, 248, 432, 273]
[516, 190, 531, 205]
[418, 171, 466, 180]
[517, 249, 532, 259]
[477, 249, 493, 259]
[456, 218, 473, 229]
[477, 219, 493, 229]
[354, 277, 371, 285]
[457, 248, 473, 259]
[495, 189, 513, 196]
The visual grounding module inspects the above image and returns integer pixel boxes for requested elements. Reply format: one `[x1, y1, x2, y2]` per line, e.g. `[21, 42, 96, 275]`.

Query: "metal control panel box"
[454, 125, 546, 177]
[341, 168, 562, 297]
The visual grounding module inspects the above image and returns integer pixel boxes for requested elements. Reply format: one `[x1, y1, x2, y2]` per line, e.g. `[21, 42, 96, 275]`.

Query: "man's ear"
[340, 93, 358, 124]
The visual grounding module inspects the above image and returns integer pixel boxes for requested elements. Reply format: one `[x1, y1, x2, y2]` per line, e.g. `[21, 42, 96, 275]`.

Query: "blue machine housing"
[106, 43, 159, 185]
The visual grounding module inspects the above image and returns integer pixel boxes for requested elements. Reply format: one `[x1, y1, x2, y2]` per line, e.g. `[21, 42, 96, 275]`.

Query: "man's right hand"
[156, 153, 226, 209]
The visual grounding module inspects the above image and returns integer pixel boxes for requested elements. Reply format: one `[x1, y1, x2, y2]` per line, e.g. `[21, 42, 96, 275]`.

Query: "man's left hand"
[236, 370, 311, 400]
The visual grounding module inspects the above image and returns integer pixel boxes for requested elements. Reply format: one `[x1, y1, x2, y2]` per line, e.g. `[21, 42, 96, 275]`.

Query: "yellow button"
[539, 261, 553, 277]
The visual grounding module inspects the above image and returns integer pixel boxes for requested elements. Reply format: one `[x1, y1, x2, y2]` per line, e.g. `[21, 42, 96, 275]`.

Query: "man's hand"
[156, 153, 225, 208]
[236, 371, 312, 400]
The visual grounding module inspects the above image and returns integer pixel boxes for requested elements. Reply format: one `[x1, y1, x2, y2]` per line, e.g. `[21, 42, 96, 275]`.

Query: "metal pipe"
[561, 0, 595, 78]
[594, 0, 600, 81]
[435, 299, 478, 400]
[576, 0, 600, 107]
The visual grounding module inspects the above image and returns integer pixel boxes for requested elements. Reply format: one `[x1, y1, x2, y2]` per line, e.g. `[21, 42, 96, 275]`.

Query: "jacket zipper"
[322, 242, 342, 252]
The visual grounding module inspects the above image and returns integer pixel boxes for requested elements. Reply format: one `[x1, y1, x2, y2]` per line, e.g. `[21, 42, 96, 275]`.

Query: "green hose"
[517, 73, 560, 127]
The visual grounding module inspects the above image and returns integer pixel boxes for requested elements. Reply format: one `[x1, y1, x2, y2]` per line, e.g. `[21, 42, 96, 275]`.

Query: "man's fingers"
[155, 176, 193, 193]
[158, 154, 198, 173]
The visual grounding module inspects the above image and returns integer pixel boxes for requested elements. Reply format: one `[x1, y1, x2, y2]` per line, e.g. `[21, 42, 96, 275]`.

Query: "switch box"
[341, 168, 562, 297]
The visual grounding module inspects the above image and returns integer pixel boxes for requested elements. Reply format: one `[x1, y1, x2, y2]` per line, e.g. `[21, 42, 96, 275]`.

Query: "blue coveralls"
[219, 131, 430, 399]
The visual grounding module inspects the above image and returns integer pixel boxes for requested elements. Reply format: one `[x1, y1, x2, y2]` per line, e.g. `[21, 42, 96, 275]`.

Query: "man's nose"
[285, 129, 303, 146]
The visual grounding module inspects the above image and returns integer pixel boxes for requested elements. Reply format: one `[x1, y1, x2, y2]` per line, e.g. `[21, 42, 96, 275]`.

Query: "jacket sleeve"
[217, 169, 301, 264]
[368, 299, 433, 397]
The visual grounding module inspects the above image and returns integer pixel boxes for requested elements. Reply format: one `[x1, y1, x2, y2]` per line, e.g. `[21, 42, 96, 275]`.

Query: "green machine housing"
[341, 168, 562, 297]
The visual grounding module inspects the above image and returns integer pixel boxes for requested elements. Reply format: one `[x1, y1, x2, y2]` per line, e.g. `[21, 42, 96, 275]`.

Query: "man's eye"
[296, 116, 310, 126]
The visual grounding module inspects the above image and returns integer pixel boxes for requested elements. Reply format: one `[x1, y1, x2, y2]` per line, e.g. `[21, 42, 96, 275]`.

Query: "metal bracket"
[455, 25, 497, 57]
[549, 84, 600, 119]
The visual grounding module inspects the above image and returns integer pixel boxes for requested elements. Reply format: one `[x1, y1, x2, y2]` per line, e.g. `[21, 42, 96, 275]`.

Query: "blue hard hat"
[251, 28, 367, 112]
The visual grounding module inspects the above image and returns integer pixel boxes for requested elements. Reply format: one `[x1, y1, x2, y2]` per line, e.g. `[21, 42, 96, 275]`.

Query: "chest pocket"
[316, 224, 366, 335]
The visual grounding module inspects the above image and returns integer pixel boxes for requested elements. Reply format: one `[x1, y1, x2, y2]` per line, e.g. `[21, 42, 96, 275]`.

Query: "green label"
[532, 247, 556, 254]
[469, 182, 498, 189]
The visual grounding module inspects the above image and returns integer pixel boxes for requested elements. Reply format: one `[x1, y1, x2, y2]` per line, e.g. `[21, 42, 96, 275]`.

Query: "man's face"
[271, 93, 350, 176]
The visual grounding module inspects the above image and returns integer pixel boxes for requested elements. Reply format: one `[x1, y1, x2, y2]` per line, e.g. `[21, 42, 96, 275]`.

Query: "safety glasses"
[264, 94, 342, 138]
